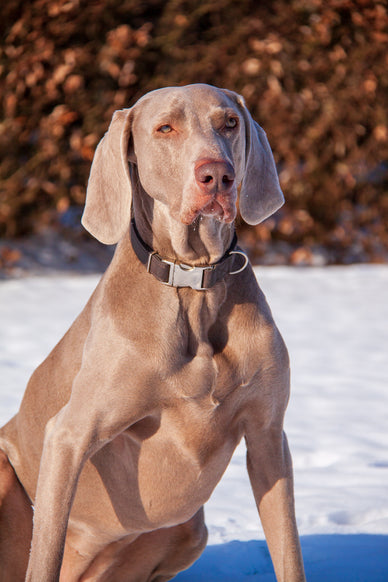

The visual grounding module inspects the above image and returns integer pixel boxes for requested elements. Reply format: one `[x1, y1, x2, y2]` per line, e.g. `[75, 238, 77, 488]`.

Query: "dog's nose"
[194, 160, 235, 195]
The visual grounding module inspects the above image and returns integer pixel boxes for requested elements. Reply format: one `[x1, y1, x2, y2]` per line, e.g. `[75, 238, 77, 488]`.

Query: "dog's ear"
[237, 99, 284, 225]
[82, 108, 133, 244]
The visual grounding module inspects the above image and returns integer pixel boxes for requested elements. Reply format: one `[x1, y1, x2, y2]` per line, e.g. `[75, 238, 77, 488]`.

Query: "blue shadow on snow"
[173, 535, 388, 581]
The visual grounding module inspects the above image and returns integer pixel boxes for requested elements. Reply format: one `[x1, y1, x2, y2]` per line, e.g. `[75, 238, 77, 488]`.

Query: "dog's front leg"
[245, 424, 306, 582]
[243, 343, 305, 582]
[25, 401, 106, 582]
[25, 363, 143, 582]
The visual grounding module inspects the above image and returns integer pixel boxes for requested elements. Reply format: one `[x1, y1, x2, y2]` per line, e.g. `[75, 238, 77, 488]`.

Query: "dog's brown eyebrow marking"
[152, 106, 187, 128]
[209, 107, 240, 125]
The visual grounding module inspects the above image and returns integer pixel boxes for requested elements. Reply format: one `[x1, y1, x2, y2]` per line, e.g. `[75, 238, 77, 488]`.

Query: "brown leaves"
[0, 0, 387, 262]
[0, 246, 21, 270]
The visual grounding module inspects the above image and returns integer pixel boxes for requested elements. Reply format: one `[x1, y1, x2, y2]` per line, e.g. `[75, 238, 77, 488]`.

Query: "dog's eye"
[225, 117, 238, 129]
[158, 124, 173, 134]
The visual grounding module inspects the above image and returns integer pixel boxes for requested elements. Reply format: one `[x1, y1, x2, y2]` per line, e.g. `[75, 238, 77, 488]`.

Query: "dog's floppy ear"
[238, 100, 284, 225]
[82, 108, 133, 244]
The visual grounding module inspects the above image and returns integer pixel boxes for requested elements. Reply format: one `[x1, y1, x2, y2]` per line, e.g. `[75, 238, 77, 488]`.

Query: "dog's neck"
[132, 192, 235, 267]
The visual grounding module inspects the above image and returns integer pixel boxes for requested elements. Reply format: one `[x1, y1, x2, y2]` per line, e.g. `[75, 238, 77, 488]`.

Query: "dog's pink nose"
[194, 160, 235, 195]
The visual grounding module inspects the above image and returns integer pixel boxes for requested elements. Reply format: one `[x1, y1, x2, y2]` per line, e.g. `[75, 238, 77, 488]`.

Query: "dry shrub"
[1, 0, 387, 263]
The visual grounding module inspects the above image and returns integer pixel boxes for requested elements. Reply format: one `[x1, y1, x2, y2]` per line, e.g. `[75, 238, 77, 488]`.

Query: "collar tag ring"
[229, 250, 249, 275]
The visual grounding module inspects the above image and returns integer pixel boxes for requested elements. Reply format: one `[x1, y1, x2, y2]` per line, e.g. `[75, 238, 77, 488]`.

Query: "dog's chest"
[159, 287, 245, 400]
[83, 390, 243, 537]
[77, 287, 257, 533]
[124, 345, 247, 528]
[126, 394, 242, 527]
[85, 340, 247, 534]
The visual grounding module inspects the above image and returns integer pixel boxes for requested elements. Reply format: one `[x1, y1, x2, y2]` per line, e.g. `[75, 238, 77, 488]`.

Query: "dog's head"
[82, 84, 284, 245]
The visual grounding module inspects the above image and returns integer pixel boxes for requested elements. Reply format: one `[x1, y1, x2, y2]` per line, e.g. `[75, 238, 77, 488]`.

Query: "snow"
[1, 265, 387, 580]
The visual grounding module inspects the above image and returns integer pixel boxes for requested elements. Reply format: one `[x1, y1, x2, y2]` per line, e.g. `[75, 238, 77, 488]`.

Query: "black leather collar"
[130, 219, 248, 290]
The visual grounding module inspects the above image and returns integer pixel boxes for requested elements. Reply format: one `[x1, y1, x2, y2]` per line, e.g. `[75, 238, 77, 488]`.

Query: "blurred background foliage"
[0, 0, 387, 265]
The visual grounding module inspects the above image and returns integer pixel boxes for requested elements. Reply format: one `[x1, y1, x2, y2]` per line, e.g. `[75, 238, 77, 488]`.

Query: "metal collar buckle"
[162, 260, 215, 290]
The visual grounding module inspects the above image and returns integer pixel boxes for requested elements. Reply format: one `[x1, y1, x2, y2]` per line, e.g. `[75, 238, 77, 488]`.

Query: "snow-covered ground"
[1, 266, 387, 581]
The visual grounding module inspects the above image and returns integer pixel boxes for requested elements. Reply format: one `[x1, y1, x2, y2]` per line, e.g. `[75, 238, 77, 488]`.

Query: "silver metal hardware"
[162, 260, 214, 290]
[146, 251, 157, 273]
[229, 250, 249, 275]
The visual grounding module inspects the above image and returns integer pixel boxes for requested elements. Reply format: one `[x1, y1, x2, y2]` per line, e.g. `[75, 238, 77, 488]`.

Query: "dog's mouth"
[200, 199, 235, 222]
[181, 192, 237, 225]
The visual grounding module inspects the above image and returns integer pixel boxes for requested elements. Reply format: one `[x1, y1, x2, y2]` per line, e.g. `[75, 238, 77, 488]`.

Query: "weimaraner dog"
[0, 84, 305, 582]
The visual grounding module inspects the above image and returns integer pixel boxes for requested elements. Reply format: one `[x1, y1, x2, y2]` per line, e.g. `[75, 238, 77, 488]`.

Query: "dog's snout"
[195, 160, 235, 195]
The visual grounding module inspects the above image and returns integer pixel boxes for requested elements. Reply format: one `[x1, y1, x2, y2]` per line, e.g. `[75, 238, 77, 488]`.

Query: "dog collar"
[130, 219, 248, 290]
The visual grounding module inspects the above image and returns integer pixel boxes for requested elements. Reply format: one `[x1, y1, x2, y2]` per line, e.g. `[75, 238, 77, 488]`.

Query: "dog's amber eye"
[158, 124, 173, 134]
[225, 117, 238, 129]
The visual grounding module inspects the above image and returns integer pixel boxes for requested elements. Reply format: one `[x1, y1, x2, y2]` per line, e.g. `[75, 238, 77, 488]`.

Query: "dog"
[0, 83, 305, 582]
